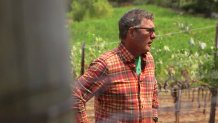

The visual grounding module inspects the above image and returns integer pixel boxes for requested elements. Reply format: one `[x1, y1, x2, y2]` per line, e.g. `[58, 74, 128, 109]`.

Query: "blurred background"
[0, 0, 73, 123]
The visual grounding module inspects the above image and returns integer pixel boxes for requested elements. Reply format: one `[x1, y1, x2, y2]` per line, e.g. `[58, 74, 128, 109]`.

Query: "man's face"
[130, 18, 155, 54]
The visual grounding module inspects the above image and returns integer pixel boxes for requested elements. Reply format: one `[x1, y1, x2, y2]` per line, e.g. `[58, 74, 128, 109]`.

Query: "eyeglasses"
[133, 27, 155, 34]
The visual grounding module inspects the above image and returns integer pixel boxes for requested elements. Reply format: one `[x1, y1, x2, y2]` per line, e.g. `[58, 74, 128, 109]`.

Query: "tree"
[182, 0, 218, 17]
[70, 0, 113, 21]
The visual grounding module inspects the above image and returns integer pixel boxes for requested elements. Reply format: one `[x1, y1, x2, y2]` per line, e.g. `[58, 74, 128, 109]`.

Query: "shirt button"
[141, 105, 144, 109]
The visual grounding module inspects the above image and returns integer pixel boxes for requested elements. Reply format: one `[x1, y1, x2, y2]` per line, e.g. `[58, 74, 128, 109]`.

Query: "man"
[72, 9, 159, 123]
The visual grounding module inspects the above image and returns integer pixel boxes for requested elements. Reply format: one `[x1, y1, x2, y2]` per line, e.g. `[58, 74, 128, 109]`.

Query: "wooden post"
[209, 88, 218, 123]
[175, 89, 181, 123]
[198, 87, 202, 108]
[0, 0, 73, 123]
[81, 42, 85, 76]
[172, 86, 181, 123]
[203, 89, 208, 114]
[215, 24, 218, 69]
[208, 23, 218, 123]
[192, 88, 195, 102]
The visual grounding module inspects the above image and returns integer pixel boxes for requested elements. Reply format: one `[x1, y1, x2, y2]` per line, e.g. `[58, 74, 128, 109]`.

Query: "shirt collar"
[117, 43, 147, 63]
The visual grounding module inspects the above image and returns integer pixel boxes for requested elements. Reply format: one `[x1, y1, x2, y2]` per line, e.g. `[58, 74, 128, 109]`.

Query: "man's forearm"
[152, 79, 159, 118]
[73, 98, 89, 123]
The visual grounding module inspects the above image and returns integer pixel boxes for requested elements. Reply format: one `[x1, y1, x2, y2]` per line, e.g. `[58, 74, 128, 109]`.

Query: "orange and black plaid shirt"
[72, 43, 159, 123]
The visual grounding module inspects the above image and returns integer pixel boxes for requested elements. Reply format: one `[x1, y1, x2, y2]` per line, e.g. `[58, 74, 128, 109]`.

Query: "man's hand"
[153, 117, 158, 123]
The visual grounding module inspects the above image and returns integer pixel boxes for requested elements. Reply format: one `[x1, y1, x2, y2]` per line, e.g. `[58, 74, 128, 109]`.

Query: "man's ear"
[128, 28, 135, 39]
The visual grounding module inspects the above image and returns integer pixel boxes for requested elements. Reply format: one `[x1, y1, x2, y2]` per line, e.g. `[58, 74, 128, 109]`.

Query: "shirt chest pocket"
[106, 78, 139, 102]
[109, 79, 135, 94]
[140, 76, 156, 89]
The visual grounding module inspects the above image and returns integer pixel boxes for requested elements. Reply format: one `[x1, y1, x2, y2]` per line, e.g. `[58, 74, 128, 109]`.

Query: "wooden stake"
[215, 23, 218, 69]
[81, 42, 85, 76]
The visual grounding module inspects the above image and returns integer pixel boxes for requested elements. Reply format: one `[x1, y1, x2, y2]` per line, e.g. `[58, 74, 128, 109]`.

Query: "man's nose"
[150, 32, 156, 40]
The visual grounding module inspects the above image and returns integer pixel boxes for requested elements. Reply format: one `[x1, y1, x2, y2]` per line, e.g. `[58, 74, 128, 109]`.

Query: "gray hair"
[118, 8, 153, 40]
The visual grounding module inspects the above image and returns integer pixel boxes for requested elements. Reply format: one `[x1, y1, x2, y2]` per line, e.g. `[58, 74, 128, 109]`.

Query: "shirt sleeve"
[152, 78, 159, 117]
[72, 58, 109, 123]
[147, 52, 159, 118]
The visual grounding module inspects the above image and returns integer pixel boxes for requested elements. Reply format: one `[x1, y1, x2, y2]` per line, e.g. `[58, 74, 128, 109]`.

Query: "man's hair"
[118, 8, 153, 40]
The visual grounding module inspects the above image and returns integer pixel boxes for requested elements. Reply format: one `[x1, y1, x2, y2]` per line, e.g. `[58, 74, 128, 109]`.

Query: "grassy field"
[69, 4, 217, 46]
[69, 4, 217, 79]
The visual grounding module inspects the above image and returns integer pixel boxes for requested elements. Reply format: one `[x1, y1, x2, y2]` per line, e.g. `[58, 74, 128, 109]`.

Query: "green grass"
[69, 4, 218, 79]
[70, 4, 217, 46]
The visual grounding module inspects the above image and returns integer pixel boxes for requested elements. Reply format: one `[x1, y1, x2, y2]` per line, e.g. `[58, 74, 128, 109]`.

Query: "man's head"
[119, 9, 155, 55]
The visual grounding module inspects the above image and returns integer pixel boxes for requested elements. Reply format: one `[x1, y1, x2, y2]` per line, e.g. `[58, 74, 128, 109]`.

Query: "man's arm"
[72, 58, 109, 123]
[152, 78, 159, 121]
[145, 52, 159, 121]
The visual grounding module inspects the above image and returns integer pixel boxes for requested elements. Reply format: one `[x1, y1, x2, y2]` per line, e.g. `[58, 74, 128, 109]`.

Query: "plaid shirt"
[72, 43, 159, 123]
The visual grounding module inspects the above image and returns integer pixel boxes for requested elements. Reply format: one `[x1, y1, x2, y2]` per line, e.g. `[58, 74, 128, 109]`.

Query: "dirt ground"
[85, 90, 218, 123]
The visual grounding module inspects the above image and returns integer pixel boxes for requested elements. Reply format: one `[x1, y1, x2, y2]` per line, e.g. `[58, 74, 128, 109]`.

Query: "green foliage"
[70, 34, 112, 77]
[175, 0, 218, 16]
[70, 0, 113, 21]
[70, 4, 217, 88]
[198, 47, 218, 87]
[144, 0, 218, 16]
[154, 0, 175, 7]
[152, 37, 214, 85]
[108, 0, 133, 6]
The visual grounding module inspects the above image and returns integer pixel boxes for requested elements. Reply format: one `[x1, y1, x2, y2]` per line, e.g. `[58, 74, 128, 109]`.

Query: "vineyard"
[82, 66, 218, 122]
[70, 4, 218, 123]
[86, 88, 218, 123]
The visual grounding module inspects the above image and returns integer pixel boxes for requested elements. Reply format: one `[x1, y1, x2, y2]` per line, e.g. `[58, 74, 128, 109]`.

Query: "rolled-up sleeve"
[152, 78, 159, 117]
[72, 58, 109, 123]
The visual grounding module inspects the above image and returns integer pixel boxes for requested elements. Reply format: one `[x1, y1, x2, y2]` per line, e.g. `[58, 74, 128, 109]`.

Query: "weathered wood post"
[0, 0, 73, 123]
[208, 23, 218, 123]
[198, 87, 202, 108]
[175, 88, 181, 123]
[171, 85, 181, 123]
[81, 42, 85, 76]
[215, 23, 218, 68]
[203, 88, 208, 114]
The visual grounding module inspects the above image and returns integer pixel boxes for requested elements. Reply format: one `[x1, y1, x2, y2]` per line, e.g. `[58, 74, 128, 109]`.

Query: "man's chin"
[142, 50, 149, 54]
[144, 48, 150, 53]
[140, 48, 150, 54]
